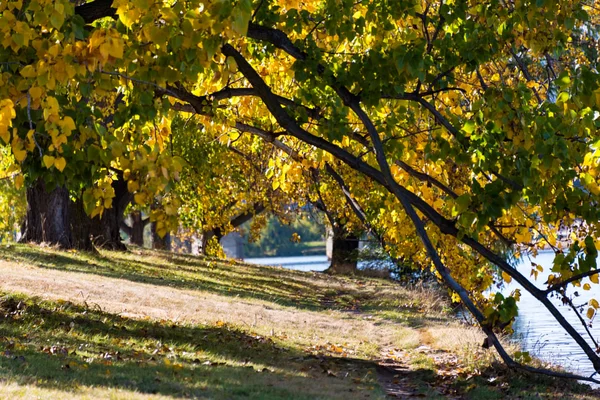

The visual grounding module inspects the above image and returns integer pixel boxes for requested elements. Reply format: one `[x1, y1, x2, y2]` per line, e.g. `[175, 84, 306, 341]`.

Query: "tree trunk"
[69, 198, 94, 251]
[89, 172, 131, 250]
[151, 221, 171, 250]
[195, 230, 213, 255]
[20, 179, 94, 251]
[129, 211, 146, 247]
[326, 226, 359, 275]
[90, 210, 126, 250]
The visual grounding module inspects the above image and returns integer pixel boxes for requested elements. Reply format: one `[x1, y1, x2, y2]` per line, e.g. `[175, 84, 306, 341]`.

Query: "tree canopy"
[1, 0, 600, 383]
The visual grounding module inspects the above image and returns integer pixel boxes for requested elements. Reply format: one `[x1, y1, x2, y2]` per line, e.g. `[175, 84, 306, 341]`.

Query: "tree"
[1, 0, 600, 382]
[0, 0, 184, 249]
[168, 116, 282, 255]
[0, 148, 26, 242]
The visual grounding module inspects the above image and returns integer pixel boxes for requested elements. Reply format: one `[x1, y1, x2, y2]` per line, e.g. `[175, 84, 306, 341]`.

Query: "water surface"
[503, 251, 599, 381]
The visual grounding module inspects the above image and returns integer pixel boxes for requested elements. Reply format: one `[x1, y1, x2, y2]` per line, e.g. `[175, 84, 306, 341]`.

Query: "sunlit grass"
[0, 243, 598, 399]
[0, 293, 382, 400]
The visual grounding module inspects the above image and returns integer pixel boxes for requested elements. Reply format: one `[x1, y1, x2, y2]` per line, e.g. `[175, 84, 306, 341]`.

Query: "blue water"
[245, 255, 329, 272]
[245, 253, 599, 383]
[504, 251, 598, 381]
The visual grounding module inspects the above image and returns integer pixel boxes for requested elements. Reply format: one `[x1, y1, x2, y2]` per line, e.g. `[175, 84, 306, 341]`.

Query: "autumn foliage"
[1, 0, 599, 382]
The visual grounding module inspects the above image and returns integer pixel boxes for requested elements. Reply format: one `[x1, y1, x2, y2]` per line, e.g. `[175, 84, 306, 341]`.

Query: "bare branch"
[394, 160, 458, 199]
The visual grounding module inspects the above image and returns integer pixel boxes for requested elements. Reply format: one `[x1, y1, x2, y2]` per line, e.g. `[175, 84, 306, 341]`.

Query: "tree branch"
[394, 160, 458, 199]
[545, 269, 600, 294]
[75, 0, 116, 24]
[228, 203, 267, 229]
[221, 39, 600, 373]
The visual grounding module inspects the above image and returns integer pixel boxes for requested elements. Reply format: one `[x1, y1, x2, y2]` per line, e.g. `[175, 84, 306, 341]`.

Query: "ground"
[0, 243, 598, 399]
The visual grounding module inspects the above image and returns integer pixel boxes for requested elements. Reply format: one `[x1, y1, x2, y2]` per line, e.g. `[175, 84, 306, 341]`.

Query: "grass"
[0, 294, 378, 399]
[0, 243, 598, 399]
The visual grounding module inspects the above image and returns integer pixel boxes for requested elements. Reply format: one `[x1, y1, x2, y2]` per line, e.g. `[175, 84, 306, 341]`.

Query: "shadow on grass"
[0, 293, 380, 400]
[1, 291, 596, 400]
[0, 245, 330, 311]
[0, 244, 450, 328]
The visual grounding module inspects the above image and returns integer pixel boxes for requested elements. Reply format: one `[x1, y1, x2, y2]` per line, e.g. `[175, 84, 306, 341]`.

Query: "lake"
[245, 253, 599, 383]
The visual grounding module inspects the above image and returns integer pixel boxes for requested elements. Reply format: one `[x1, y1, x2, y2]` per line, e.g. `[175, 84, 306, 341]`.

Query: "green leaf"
[556, 72, 571, 89]
[556, 91, 570, 103]
[232, 9, 250, 36]
[50, 11, 65, 30]
[12, 33, 25, 47]
[462, 121, 475, 135]
[455, 194, 471, 214]
[459, 211, 477, 228]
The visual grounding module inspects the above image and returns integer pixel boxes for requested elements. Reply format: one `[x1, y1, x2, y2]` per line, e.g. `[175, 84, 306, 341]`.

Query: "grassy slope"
[0, 244, 597, 399]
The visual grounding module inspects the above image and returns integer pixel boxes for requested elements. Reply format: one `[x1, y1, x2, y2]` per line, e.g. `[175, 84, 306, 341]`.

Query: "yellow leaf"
[134, 192, 146, 205]
[29, 86, 43, 100]
[54, 157, 66, 172]
[590, 298, 599, 309]
[502, 271, 512, 283]
[165, 205, 176, 215]
[583, 283, 591, 291]
[341, 135, 350, 147]
[127, 180, 139, 192]
[99, 43, 110, 60]
[43, 155, 55, 168]
[88, 30, 106, 50]
[48, 44, 60, 58]
[61, 116, 76, 135]
[0, 128, 9, 144]
[107, 37, 124, 59]
[44, 96, 59, 116]
[90, 206, 103, 219]
[13, 148, 27, 162]
[587, 307, 595, 319]
[15, 175, 24, 189]
[20, 65, 36, 78]
[590, 273, 599, 284]
[157, 227, 168, 237]
[119, 8, 140, 28]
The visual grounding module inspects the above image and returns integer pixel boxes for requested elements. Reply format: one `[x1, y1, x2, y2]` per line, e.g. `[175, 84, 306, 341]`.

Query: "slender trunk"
[196, 230, 214, 255]
[326, 226, 358, 275]
[129, 211, 145, 247]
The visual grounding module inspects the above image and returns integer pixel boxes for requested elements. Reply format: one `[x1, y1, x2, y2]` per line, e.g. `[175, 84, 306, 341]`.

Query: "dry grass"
[0, 243, 598, 400]
[0, 252, 419, 360]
